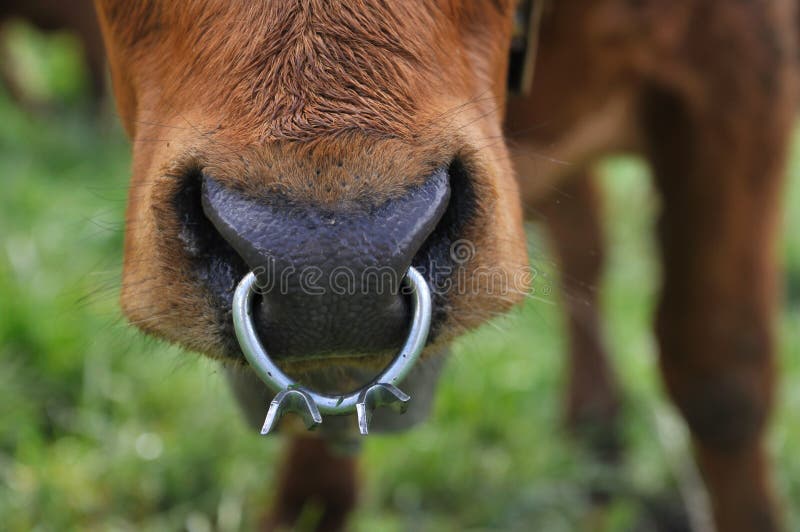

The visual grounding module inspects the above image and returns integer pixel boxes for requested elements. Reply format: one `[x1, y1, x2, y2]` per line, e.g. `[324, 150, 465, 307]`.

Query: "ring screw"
[356, 383, 411, 435]
[261, 388, 323, 435]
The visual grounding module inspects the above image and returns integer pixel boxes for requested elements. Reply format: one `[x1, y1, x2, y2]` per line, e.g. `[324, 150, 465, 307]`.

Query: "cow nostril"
[409, 158, 478, 330]
[170, 168, 249, 298]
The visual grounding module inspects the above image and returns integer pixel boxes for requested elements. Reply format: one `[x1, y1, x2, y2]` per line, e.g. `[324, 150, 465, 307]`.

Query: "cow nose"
[201, 169, 450, 359]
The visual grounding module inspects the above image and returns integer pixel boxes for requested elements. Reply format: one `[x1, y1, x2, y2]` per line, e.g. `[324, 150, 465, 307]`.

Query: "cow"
[91, 1, 797, 530]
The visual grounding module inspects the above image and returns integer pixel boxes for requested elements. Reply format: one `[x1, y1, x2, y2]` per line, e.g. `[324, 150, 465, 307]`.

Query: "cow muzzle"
[200, 167, 451, 361]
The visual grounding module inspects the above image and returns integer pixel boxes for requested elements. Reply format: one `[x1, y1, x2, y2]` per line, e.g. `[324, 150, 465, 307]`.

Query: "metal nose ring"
[231, 266, 432, 435]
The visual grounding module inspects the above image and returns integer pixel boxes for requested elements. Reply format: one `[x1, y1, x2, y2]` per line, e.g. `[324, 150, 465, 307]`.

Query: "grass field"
[0, 29, 798, 531]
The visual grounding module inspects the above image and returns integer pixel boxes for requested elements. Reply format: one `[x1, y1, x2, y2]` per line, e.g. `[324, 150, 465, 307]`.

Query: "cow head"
[94, 0, 529, 378]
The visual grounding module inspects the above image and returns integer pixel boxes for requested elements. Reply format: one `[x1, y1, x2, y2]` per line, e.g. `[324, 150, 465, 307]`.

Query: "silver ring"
[232, 266, 432, 434]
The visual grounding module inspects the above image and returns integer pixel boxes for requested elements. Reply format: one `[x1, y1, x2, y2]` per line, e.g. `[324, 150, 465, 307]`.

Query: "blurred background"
[0, 11, 798, 532]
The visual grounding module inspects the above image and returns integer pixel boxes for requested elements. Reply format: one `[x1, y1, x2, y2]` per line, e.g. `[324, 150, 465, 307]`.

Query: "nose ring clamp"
[232, 267, 432, 435]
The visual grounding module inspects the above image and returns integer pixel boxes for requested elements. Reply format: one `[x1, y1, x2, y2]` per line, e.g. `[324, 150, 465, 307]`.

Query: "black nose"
[201, 169, 450, 359]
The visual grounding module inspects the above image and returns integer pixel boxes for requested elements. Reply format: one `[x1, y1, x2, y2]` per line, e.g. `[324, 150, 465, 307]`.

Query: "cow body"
[512, 3, 797, 531]
[91, 0, 797, 530]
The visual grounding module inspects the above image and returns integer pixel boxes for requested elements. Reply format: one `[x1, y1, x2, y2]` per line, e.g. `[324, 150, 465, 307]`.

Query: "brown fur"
[94, 0, 796, 530]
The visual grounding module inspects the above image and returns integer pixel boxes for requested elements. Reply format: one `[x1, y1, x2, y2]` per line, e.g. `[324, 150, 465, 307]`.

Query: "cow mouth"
[172, 158, 477, 366]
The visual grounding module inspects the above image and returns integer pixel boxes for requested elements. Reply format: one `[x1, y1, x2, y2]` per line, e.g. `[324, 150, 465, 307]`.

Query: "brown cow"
[92, 1, 796, 530]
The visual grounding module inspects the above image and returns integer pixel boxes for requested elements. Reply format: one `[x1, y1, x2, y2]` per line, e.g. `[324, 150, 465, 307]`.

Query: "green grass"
[0, 32, 798, 531]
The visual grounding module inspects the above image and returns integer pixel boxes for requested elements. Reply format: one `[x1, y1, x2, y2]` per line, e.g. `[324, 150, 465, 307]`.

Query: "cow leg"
[535, 172, 622, 467]
[224, 368, 358, 531]
[643, 82, 791, 531]
[264, 437, 358, 532]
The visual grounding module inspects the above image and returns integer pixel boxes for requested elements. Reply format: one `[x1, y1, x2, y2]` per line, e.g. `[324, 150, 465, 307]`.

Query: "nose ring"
[231, 266, 432, 435]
